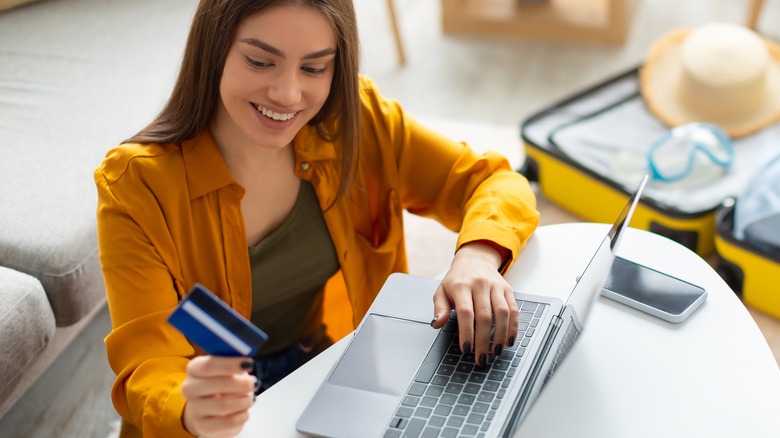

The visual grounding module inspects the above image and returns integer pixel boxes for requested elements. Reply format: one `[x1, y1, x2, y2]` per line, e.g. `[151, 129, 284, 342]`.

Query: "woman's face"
[213, 5, 337, 151]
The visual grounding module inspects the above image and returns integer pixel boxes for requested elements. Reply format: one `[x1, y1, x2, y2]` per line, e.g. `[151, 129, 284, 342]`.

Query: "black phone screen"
[603, 256, 706, 317]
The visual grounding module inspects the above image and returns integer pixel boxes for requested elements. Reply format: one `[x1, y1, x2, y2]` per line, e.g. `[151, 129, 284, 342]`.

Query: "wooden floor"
[1, 0, 778, 437]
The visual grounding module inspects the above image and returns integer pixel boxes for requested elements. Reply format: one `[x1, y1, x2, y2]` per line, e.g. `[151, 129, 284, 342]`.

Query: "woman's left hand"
[431, 241, 518, 368]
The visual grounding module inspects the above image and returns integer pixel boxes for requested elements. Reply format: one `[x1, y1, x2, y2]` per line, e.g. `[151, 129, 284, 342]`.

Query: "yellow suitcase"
[714, 199, 780, 319]
[520, 67, 740, 257]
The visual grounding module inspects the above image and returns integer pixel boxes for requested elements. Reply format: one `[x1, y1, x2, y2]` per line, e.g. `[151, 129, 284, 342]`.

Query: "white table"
[239, 223, 780, 437]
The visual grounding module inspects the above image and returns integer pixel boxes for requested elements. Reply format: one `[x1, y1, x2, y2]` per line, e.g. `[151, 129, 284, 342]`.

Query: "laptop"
[297, 175, 648, 438]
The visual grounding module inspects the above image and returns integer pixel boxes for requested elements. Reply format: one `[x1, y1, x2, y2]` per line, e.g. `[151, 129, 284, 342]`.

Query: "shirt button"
[300, 162, 310, 171]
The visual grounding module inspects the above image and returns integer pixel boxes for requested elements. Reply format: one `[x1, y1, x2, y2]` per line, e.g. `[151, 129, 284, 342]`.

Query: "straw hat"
[640, 23, 780, 139]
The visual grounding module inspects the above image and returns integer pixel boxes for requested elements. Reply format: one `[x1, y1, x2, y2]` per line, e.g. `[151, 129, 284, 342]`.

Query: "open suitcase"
[715, 199, 780, 319]
[519, 66, 780, 257]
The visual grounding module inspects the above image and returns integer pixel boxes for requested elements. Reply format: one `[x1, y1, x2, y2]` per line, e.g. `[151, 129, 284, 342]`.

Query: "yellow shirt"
[94, 76, 539, 437]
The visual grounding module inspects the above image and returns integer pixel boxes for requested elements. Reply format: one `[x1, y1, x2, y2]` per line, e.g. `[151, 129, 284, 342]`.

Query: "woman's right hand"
[181, 356, 257, 438]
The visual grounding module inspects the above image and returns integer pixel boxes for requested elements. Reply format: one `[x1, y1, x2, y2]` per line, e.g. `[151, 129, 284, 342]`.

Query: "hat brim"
[640, 28, 780, 139]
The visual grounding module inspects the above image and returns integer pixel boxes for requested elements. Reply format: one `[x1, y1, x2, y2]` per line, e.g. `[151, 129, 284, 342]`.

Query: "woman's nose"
[268, 69, 301, 107]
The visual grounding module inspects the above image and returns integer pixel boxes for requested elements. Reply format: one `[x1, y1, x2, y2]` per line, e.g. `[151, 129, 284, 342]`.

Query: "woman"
[95, 0, 539, 436]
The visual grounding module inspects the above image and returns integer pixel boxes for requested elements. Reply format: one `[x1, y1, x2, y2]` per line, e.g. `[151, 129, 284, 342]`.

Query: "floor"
[0, 0, 778, 437]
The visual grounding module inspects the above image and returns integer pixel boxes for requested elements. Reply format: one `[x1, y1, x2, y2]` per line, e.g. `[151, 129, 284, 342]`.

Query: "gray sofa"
[0, 0, 196, 418]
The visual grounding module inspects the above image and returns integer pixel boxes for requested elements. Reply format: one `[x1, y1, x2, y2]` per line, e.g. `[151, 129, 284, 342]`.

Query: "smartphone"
[601, 256, 707, 323]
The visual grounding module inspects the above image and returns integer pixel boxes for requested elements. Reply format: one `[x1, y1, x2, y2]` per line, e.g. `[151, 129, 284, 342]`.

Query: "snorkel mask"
[648, 122, 734, 187]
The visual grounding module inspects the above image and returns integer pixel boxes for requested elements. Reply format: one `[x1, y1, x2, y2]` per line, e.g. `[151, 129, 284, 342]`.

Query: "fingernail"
[479, 354, 487, 368]
[430, 315, 438, 327]
[508, 336, 515, 347]
[463, 342, 472, 355]
[240, 360, 255, 370]
[494, 344, 503, 356]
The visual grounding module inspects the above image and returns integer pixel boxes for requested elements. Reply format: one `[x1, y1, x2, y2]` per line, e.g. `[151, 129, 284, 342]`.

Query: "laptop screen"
[562, 175, 648, 322]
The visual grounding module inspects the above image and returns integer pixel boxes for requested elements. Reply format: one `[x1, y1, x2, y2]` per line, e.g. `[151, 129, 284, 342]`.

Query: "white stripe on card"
[182, 301, 253, 356]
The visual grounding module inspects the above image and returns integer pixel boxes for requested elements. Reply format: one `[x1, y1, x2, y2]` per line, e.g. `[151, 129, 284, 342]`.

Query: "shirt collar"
[182, 130, 236, 200]
[181, 125, 338, 200]
[292, 123, 338, 163]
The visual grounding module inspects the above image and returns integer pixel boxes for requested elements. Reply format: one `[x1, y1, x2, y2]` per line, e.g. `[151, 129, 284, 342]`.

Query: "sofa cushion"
[0, 0, 195, 325]
[0, 267, 55, 401]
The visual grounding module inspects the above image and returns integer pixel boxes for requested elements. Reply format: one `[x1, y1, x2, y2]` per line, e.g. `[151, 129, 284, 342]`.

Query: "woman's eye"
[245, 56, 271, 69]
[302, 66, 327, 75]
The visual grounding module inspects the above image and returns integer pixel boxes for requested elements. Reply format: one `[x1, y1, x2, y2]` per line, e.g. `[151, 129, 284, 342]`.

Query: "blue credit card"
[168, 283, 268, 357]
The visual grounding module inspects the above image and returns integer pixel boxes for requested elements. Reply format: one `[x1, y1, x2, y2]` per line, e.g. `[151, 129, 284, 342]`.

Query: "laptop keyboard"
[383, 300, 548, 438]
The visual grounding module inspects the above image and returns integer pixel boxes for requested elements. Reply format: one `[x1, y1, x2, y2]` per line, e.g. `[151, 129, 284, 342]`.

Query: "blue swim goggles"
[647, 122, 734, 184]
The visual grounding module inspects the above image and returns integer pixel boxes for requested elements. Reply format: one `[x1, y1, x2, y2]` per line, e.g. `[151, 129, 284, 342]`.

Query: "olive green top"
[249, 180, 340, 354]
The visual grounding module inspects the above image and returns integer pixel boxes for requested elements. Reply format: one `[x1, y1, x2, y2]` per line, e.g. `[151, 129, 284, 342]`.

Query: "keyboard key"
[408, 383, 427, 397]
[441, 427, 459, 437]
[456, 362, 474, 374]
[477, 391, 494, 403]
[402, 396, 420, 407]
[443, 354, 459, 366]
[483, 381, 500, 392]
[473, 402, 490, 414]
[493, 360, 510, 371]
[447, 415, 465, 428]
[426, 385, 444, 397]
[468, 373, 486, 384]
[390, 417, 407, 428]
[437, 364, 455, 376]
[429, 415, 446, 428]
[535, 306, 545, 318]
[487, 370, 505, 381]
[521, 302, 537, 312]
[452, 404, 470, 416]
[396, 406, 414, 418]
[519, 311, 534, 321]
[432, 375, 449, 386]
[384, 429, 402, 438]
[462, 424, 479, 435]
[445, 383, 464, 394]
[451, 372, 468, 384]
[413, 407, 432, 419]
[440, 394, 458, 405]
[481, 421, 492, 432]
[466, 412, 485, 424]
[421, 427, 441, 438]
[433, 404, 452, 416]
[442, 318, 458, 333]
[402, 418, 426, 438]
[463, 383, 481, 394]
[457, 394, 476, 405]
[420, 396, 438, 408]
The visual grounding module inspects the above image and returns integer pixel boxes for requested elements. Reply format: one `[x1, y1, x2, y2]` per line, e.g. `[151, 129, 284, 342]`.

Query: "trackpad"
[328, 314, 438, 396]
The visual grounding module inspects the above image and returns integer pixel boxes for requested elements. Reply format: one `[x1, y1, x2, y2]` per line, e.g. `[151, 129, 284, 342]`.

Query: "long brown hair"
[127, 0, 360, 205]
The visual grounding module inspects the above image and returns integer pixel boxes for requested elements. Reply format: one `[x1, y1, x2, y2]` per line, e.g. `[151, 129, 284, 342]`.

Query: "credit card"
[168, 283, 268, 357]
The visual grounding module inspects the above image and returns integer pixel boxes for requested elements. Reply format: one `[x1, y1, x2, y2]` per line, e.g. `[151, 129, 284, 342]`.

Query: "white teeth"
[256, 104, 295, 121]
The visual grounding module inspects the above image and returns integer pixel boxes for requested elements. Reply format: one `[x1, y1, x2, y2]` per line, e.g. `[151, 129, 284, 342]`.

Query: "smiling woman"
[94, 0, 538, 437]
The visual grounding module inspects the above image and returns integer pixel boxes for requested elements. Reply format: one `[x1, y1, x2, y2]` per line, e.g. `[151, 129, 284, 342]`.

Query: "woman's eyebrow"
[239, 38, 336, 60]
